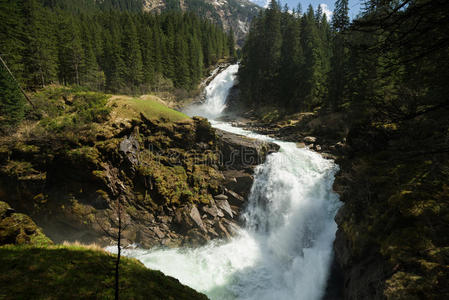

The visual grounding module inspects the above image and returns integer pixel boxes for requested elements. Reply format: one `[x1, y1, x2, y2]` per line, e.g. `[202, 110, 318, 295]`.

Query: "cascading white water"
[111, 64, 341, 300]
[183, 64, 239, 119]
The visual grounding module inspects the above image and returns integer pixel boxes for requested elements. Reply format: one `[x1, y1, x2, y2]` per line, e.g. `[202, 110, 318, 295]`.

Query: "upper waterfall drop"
[184, 64, 239, 120]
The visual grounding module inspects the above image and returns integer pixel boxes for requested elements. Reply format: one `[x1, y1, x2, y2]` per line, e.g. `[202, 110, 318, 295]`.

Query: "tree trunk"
[115, 199, 121, 300]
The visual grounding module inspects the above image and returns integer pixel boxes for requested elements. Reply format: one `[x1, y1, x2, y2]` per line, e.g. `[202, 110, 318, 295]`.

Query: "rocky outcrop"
[0, 101, 278, 248]
[0, 201, 52, 246]
[217, 129, 279, 169]
[142, 0, 260, 46]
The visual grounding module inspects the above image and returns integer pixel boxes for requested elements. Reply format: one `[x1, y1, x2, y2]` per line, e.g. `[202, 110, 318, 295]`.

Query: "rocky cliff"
[142, 0, 260, 45]
[0, 87, 278, 249]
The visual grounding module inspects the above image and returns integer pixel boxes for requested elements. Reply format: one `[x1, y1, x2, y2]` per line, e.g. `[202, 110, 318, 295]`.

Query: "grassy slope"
[0, 244, 208, 300]
[109, 95, 190, 122]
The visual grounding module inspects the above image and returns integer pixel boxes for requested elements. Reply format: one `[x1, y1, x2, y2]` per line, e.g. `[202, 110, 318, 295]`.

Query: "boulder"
[216, 199, 233, 218]
[223, 169, 254, 197]
[189, 206, 207, 233]
[216, 221, 230, 239]
[304, 136, 317, 144]
[225, 189, 244, 205]
[214, 194, 228, 201]
[202, 205, 224, 218]
[152, 227, 165, 239]
[216, 129, 279, 169]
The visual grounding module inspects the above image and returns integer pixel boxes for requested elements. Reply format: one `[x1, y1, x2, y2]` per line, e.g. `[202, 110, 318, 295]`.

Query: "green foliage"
[239, 3, 331, 112]
[0, 64, 26, 129]
[0, 201, 52, 247]
[33, 87, 111, 134]
[0, 245, 208, 299]
[3, 1, 233, 94]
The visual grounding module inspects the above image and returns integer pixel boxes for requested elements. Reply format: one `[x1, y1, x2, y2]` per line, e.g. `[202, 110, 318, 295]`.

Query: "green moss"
[0, 245, 208, 299]
[66, 146, 100, 167]
[0, 202, 52, 247]
[2, 160, 38, 179]
[33, 193, 47, 204]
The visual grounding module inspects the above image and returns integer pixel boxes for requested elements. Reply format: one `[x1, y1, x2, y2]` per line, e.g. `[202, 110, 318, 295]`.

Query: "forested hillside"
[238, 1, 332, 112]
[0, 0, 236, 129]
[41, 0, 260, 45]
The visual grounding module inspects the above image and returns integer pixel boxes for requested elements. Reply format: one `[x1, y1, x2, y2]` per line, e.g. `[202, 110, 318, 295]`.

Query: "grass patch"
[0, 244, 208, 300]
[110, 96, 190, 123]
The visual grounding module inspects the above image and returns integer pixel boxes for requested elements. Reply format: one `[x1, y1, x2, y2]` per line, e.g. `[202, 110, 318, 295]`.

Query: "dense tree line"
[238, 0, 332, 112]
[238, 0, 449, 128]
[0, 0, 235, 95]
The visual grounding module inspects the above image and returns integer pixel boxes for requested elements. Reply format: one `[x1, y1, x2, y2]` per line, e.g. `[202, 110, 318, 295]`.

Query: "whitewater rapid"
[112, 64, 341, 300]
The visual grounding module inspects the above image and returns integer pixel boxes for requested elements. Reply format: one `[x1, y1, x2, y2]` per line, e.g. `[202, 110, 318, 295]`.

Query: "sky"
[249, 0, 363, 20]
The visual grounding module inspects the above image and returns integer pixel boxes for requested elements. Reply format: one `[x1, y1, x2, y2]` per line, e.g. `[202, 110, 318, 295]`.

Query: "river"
[113, 64, 341, 300]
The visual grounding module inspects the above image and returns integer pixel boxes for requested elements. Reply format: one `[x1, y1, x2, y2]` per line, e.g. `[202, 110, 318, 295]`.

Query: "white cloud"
[319, 3, 333, 21]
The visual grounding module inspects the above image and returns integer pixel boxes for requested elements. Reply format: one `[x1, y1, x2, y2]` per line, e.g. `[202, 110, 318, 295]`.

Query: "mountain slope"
[142, 0, 260, 45]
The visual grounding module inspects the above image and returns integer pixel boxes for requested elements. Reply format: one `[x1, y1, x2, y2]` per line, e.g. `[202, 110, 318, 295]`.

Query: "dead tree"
[96, 194, 130, 300]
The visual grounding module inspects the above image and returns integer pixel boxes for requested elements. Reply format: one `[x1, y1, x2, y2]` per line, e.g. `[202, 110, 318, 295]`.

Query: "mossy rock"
[0, 201, 52, 247]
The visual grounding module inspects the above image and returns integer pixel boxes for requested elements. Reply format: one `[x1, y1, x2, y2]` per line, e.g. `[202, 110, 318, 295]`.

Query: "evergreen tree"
[328, 0, 350, 111]
[22, 0, 58, 88]
[0, 0, 25, 82]
[227, 28, 236, 60]
[122, 16, 143, 89]
[0, 63, 26, 128]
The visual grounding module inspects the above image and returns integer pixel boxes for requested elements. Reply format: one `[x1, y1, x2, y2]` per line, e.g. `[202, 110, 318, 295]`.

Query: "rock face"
[142, 0, 260, 45]
[0, 110, 278, 248]
[330, 123, 449, 299]
[216, 129, 279, 169]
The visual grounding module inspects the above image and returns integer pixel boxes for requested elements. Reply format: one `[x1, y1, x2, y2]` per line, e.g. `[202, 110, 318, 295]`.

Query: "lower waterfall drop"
[114, 64, 341, 300]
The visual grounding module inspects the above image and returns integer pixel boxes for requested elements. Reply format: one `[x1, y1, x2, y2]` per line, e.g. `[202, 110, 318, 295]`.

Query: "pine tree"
[0, 63, 26, 128]
[122, 16, 143, 89]
[174, 34, 190, 88]
[0, 0, 25, 82]
[332, 0, 349, 32]
[22, 0, 58, 88]
[227, 28, 237, 60]
[328, 0, 350, 111]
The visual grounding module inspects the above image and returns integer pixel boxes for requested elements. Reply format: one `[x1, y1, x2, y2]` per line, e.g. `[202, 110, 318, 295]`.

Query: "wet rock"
[223, 169, 254, 198]
[157, 215, 172, 224]
[189, 206, 207, 233]
[216, 129, 279, 169]
[216, 221, 230, 239]
[202, 205, 223, 218]
[222, 219, 239, 235]
[208, 227, 219, 237]
[321, 153, 337, 160]
[214, 194, 228, 201]
[304, 136, 317, 144]
[225, 189, 244, 205]
[152, 227, 165, 239]
[216, 199, 233, 218]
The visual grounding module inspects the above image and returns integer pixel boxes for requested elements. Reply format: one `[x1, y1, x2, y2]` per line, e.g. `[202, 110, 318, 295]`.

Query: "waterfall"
[111, 65, 341, 300]
[183, 64, 239, 119]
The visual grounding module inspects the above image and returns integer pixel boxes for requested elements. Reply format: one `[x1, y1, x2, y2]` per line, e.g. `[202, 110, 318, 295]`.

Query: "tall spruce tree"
[0, 63, 26, 128]
[328, 0, 350, 111]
